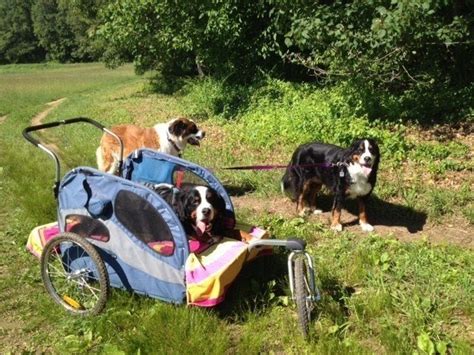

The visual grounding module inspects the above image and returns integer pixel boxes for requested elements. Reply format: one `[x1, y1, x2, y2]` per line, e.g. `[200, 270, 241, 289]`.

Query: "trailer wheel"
[40, 232, 109, 315]
[294, 257, 312, 338]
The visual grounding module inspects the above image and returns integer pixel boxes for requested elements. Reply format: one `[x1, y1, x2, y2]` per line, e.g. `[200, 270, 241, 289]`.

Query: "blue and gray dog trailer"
[23, 117, 320, 337]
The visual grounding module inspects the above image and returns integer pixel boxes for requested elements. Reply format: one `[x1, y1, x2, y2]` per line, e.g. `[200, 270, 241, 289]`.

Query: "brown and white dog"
[96, 117, 205, 174]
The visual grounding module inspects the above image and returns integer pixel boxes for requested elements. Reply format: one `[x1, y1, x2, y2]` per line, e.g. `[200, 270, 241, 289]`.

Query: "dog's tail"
[280, 163, 296, 201]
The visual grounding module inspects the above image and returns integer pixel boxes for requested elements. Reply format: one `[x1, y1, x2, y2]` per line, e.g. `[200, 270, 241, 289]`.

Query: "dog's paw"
[360, 223, 374, 232]
[313, 209, 323, 215]
[298, 207, 312, 217]
[330, 223, 343, 232]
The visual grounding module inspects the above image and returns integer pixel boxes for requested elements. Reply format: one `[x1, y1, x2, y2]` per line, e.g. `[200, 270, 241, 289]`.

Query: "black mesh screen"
[114, 190, 175, 256]
[66, 215, 110, 242]
[173, 169, 209, 187]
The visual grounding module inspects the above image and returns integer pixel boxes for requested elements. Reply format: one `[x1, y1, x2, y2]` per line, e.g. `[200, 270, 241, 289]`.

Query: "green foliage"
[410, 141, 470, 161]
[271, 1, 473, 85]
[181, 77, 411, 159]
[178, 76, 256, 119]
[0, 0, 44, 64]
[97, 0, 473, 122]
[97, 1, 273, 77]
[32, 0, 77, 62]
[265, 0, 474, 122]
[0, 0, 106, 64]
[31, 0, 104, 62]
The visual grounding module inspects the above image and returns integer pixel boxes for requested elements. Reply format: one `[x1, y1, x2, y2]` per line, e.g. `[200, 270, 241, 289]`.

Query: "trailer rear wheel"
[40, 232, 109, 315]
[294, 257, 312, 338]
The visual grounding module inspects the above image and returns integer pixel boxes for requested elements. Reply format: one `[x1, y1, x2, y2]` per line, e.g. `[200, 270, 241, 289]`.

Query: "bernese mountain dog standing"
[281, 139, 380, 232]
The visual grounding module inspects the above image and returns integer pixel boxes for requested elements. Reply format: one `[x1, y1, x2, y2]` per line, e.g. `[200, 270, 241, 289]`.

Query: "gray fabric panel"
[93, 221, 185, 287]
[57, 208, 185, 286]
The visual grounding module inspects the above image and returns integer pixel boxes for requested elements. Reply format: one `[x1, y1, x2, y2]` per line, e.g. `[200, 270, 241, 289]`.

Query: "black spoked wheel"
[294, 257, 312, 338]
[40, 232, 109, 316]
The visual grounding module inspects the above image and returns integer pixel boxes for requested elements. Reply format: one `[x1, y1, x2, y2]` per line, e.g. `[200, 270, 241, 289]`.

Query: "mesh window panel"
[65, 215, 110, 242]
[173, 169, 209, 188]
[115, 190, 175, 256]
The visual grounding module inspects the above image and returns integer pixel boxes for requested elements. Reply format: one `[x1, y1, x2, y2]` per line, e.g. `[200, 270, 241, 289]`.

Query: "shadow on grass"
[319, 275, 356, 318]
[214, 253, 288, 320]
[347, 196, 427, 233]
[213, 253, 356, 326]
[149, 75, 187, 95]
[311, 194, 427, 234]
[223, 183, 257, 197]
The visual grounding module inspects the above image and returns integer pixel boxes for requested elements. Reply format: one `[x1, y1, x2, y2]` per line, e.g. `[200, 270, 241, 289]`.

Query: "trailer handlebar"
[22, 117, 123, 198]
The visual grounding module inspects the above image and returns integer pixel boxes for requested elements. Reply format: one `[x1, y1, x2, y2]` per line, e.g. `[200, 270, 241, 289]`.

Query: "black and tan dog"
[281, 139, 380, 232]
[148, 183, 227, 242]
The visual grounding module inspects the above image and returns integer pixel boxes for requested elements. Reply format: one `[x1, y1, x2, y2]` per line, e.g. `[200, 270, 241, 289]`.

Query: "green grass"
[0, 64, 473, 353]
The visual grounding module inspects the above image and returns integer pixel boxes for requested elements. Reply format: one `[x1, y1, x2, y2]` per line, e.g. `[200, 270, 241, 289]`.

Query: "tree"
[0, 0, 44, 63]
[31, 0, 78, 62]
[97, 0, 274, 78]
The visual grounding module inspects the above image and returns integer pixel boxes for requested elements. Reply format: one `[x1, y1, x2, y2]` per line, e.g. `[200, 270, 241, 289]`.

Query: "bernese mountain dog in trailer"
[96, 117, 205, 174]
[281, 139, 380, 232]
[147, 183, 227, 243]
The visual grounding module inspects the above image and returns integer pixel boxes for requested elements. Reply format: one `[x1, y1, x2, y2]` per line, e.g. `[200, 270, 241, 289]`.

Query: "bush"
[178, 76, 411, 160]
[236, 79, 410, 159]
[97, 0, 473, 122]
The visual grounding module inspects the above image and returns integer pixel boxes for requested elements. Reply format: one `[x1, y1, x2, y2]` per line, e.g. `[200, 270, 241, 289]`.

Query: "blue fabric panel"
[98, 249, 185, 303]
[127, 154, 177, 185]
[58, 172, 88, 210]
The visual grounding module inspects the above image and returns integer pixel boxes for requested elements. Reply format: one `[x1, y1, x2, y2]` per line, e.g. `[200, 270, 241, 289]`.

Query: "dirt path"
[231, 194, 474, 248]
[0, 115, 6, 124]
[30, 98, 66, 151]
[31, 98, 66, 126]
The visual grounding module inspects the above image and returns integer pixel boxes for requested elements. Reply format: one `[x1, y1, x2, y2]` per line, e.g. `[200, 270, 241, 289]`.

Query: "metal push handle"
[22, 117, 123, 197]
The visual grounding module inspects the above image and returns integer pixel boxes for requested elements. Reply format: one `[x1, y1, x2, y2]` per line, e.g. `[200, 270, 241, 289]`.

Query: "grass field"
[0, 63, 472, 353]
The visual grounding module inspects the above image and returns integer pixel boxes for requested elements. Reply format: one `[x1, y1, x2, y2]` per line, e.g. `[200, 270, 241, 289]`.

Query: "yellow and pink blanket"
[27, 223, 270, 307]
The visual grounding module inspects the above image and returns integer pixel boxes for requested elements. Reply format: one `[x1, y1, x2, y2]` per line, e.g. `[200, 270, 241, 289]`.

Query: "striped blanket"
[185, 227, 271, 307]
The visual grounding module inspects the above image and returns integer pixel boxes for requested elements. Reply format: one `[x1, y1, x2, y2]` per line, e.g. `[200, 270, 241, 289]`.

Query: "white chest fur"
[155, 123, 180, 156]
[347, 163, 372, 198]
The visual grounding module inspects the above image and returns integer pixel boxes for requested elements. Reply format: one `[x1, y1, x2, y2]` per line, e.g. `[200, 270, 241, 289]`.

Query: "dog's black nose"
[364, 156, 372, 163]
[202, 208, 211, 216]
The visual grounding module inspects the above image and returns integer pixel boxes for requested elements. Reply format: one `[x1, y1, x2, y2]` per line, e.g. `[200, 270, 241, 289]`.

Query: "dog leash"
[221, 162, 344, 171]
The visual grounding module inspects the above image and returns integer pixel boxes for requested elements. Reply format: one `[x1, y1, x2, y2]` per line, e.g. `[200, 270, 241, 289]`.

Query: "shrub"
[235, 79, 410, 159]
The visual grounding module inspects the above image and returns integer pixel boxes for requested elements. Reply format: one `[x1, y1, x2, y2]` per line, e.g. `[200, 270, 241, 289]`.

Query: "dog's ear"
[215, 192, 226, 215]
[210, 191, 227, 234]
[168, 119, 186, 137]
[345, 139, 366, 163]
[368, 139, 381, 174]
[349, 139, 364, 153]
[172, 191, 188, 221]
